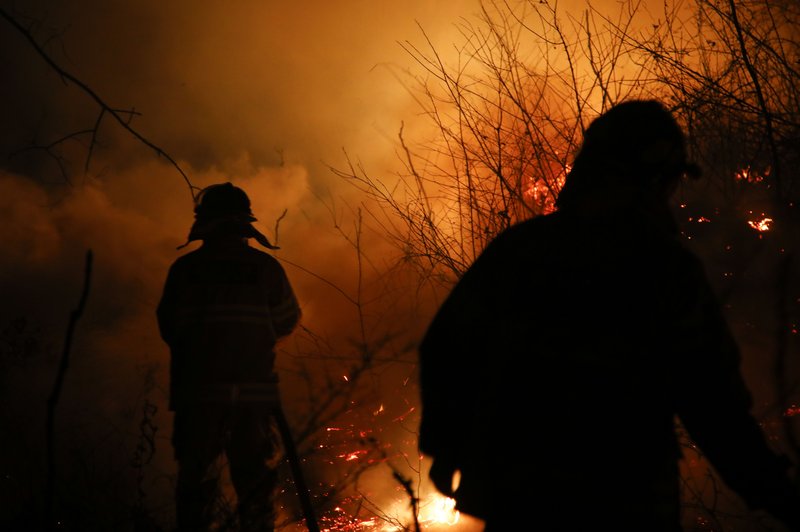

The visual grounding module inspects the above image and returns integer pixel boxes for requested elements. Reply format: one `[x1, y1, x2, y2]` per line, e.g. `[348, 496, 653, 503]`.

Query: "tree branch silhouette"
[44, 249, 93, 531]
[0, 7, 195, 196]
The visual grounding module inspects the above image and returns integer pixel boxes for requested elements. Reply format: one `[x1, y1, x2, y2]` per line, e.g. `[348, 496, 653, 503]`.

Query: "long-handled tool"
[274, 407, 320, 532]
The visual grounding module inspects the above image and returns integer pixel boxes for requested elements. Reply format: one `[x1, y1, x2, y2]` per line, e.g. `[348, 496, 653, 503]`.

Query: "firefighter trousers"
[172, 404, 280, 532]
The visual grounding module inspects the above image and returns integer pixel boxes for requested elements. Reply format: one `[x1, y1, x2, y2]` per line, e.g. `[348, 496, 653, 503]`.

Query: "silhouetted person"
[157, 182, 300, 532]
[418, 100, 800, 531]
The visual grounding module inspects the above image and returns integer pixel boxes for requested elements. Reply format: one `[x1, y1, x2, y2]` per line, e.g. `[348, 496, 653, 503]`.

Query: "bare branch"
[0, 7, 195, 196]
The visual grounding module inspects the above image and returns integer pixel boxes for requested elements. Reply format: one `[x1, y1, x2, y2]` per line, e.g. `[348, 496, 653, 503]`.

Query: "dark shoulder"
[505, 212, 561, 238]
[241, 245, 284, 271]
[168, 248, 203, 271]
[480, 213, 561, 257]
[167, 243, 284, 273]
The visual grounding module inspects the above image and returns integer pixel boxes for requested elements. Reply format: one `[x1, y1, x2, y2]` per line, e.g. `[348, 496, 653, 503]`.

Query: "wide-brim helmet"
[177, 182, 279, 250]
[194, 182, 255, 223]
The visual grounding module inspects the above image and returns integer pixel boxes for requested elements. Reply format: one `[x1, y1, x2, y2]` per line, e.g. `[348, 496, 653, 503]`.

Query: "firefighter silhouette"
[157, 182, 301, 532]
[418, 100, 800, 531]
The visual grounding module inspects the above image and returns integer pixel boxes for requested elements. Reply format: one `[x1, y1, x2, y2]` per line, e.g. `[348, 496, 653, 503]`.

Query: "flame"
[360, 492, 460, 531]
[317, 493, 461, 531]
[418, 493, 461, 527]
[735, 166, 766, 183]
[338, 450, 368, 461]
[523, 162, 569, 214]
[785, 405, 800, 417]
[747, 216, 773, 232]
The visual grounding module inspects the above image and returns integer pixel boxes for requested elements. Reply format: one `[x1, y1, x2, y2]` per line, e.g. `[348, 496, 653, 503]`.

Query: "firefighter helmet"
[193, 182, 255, 223]
[556, 100, 700, 210]
[177, 182, 280, 250]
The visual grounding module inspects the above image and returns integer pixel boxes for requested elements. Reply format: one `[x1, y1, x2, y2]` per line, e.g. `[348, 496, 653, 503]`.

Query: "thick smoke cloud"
[0, 0, 487, 526]
[0, 0, 480, 371]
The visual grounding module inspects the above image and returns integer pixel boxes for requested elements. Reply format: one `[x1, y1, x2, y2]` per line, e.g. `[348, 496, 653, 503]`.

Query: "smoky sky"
[0, 0, 489, 518]
[0, 0, 489, 352]
[2, 1, 477, 170]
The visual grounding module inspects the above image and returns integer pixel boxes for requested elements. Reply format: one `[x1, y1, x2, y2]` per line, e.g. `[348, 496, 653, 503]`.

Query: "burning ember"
[735, 166, 768, 184]
[785, 405, 800, 417]
[309, 417, 468, 532]
[523, 162, 569, 214]
[338, 450, 369, 461]
[747, 216, 773, 232]
[418, 494, 461, 527]
[313, 493, 461, 531]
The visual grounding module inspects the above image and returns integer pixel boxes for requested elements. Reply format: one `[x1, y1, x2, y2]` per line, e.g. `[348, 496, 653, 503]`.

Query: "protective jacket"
[157, 238, 300, 410]
[418, 207, 800, 530]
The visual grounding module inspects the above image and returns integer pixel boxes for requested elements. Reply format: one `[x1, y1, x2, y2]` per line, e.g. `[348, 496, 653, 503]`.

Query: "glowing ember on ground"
[314, 493, 461, 531]
[735, 166, 766, 183]
[747, 216, 773, 232]
[377, 493, 460, 531]
[785, 405, 800, 417]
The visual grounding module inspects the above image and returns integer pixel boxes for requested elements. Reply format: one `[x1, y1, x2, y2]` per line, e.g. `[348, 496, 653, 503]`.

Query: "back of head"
[177, 182, 280, 250]
[194, 182, 255, 224]
[555, 99, 700, 212]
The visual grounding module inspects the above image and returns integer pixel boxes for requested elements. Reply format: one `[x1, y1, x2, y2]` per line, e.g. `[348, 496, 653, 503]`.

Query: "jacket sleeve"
[418, 236, 505, 460]
[156, 262, 180, 347]
[268, 260, 301, 339]
[669, 252, 800, 528]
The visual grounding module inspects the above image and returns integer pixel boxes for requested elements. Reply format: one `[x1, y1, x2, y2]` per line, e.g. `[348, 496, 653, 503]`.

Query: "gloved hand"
[429, 457, 458, 498]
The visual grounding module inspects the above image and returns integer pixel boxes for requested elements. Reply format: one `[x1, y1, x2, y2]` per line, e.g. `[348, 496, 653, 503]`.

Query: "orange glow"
[747, 216, 773, 232]
[338, 450, 368, 461]
[523, 163, 569, 214]
[368, 492, 461, 531]
[392, 407, 415, 422]
[418, 493, 460, 527]
[315, 492, 461, 531]
[7, 2, 797, 531]
[735, 166, 766, 183]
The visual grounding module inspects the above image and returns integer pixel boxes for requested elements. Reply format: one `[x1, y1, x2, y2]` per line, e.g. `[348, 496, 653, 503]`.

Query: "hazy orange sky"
[0, 2, 499, 527]
[0, 0, 499, 333]
[0, 0, 678, 338]
[0, 0, 494, 364]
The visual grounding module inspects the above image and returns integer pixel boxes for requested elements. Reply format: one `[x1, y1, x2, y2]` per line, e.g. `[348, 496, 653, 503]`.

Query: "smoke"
[0, 152, 410, 526]
[0, 0, 480, 360]
[7, 0, 775, 528]
[0, 0, 479, 366]
[0, 117, 436, 526]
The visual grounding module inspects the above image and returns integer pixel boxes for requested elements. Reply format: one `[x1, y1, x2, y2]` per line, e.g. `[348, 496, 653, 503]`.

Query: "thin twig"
[44, 249, 93, 531]
[0, 7, 195, 196]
